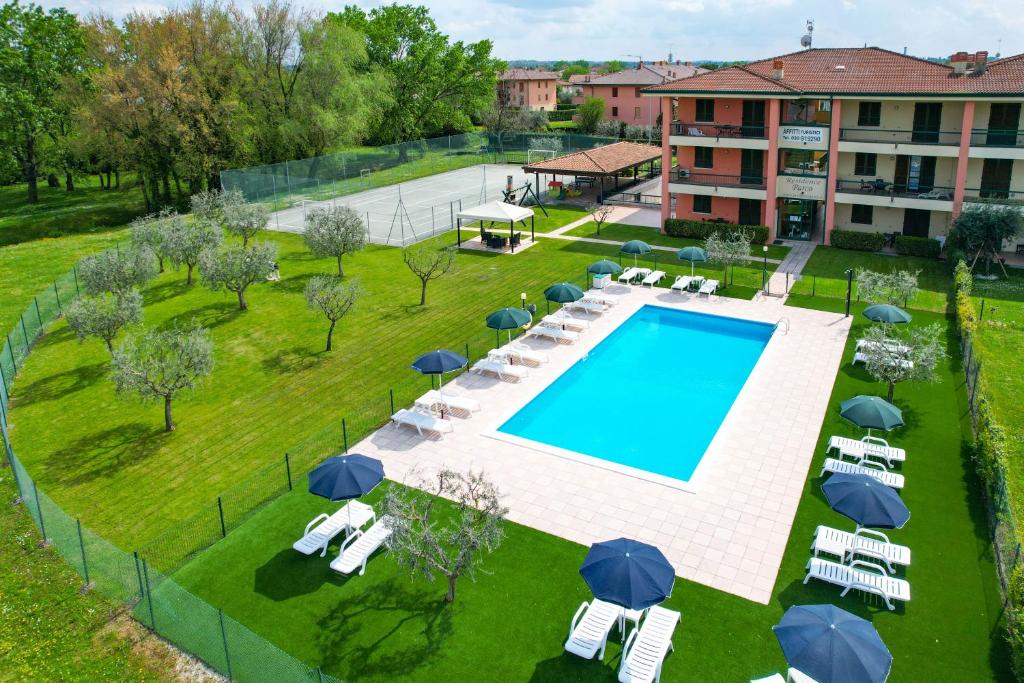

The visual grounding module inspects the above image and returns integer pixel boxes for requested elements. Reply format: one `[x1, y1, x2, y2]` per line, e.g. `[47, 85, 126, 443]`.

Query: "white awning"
[457, 200, 534, 224]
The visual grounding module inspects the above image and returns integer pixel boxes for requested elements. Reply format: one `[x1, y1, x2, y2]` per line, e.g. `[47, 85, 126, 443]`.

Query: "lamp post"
[762, 244, 768, 290]
[520, 292, 527, 309]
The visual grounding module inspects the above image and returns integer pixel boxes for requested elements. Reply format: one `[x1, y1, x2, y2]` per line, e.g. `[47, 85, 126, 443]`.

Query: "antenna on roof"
[800, 19, 814, 49]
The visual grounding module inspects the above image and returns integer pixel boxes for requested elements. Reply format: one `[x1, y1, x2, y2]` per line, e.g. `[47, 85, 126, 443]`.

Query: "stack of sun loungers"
[805, 433, 912, 610]
[618, 267, 652, 284]
[293, 502, 392, 577]
[852, 337, 914, 368]
[563, 602, 682, 681]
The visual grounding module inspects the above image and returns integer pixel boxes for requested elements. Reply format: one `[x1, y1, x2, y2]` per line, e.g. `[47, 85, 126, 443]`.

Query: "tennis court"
[267, 164, 535, 246]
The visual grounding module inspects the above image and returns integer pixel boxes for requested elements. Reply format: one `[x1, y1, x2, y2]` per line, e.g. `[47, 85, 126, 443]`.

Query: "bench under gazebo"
[456, 200, 535, 254]
[521, 141, 661, 202]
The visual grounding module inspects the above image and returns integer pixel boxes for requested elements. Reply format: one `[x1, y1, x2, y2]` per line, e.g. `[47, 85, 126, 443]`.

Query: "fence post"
[218, 609, 233, 680]
[0, 362, 7, 399]
[389, 389, 395, 416]
[812, 275, 816, 297]
[21, 314, 30, 347]
[5, 442, 23, 502]
[285, 453, 292, 491]
[34, 297, 42, 328]
[53, 282, 62, 314]
[217, 496, 227, 538]
[133, 551, 145, 601]
[32, 480, 47, 543]
[342, 418, 348, 453]
[142, 559, 156, 629]
[465, 341, 470, 361]
[844, 269, 853, 317]
[73, 265, 80, 296]
[76, 518, 92, 589]
[6, 334, 15, 370]
[317, 668, 325, 683]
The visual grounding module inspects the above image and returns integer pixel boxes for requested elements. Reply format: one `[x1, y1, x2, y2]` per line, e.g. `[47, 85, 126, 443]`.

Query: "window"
[693, 195, 712, 214]
[851, 204, 874, 225]
[854, 153, 877, 176]
[738, 198, 761, 225]
[694, 147, 714, 168]
[612, 87, 619, 98]
[695, 99, 715, 122]
[519, 82, 524, 92]
[778, 149, 827, 176]
[635, 87, 642, 98]
[858, 101, 881, 127]
[634, 106, 641, 120]
[611, 106, 619, 117]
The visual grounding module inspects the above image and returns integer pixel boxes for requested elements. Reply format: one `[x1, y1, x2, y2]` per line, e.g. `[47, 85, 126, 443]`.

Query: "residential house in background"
[645, 48, 1024, 251]
[498, 69, 559, 111]
[575, 61, 707, 126]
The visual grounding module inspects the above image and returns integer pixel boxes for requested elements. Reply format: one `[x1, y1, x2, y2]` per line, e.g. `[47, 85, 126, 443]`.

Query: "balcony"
[969, 129, 1024, 148]
[838, 128, 962, 146]
[670, 121, 767, 140]
[963, 187, 1024, 206]
[673, 168, 766, 189]
[835, 178, 955, 212]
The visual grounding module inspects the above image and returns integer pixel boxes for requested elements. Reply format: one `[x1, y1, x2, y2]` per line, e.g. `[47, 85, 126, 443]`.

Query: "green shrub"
[547, 109, 576, 122]
[830, 229, 885, 252]
[664, 219, 769, 244]
[894, 235, 941, 258]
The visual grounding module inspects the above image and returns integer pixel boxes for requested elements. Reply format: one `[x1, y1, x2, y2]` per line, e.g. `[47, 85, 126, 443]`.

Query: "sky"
[41, 0, 1024, 62]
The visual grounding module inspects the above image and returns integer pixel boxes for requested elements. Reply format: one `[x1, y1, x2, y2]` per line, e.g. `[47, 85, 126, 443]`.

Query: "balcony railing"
[836, 178, 955, 201]
[838, 128, 962, 145]
[970, 128, 1024, 148]
[673, 168, 766, 189]
[964, 187, 1024, 205]
[670, 121, 767, 140]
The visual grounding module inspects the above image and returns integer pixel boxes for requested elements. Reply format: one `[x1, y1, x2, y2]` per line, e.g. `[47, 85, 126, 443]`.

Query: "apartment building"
[497, 69, 559, 111]
[574, 61, 706, 125]
[644, 48, 1024, 250]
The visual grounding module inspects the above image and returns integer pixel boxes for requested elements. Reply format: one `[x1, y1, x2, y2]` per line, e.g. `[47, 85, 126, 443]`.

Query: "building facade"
[574, 62, 706, 126]
[645, 48, 1024, 250]
[498, 69, 559, 111]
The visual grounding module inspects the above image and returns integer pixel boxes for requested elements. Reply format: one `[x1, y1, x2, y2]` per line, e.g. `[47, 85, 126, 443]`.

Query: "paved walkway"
[765, 241, 817, 297]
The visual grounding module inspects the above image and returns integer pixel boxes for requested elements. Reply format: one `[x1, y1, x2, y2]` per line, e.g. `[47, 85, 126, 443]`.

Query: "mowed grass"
[789, 247, 952, 312]
[7, 230, 773, 551]
[563, 221, 792, 261]
[170, 298, 1008, 682]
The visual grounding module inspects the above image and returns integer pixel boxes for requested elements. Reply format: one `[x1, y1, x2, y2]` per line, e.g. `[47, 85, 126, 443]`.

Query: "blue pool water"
[498, 305, 773, 481]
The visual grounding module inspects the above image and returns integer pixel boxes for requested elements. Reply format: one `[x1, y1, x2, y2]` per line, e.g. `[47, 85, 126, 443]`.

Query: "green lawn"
[789, 248, 952, 312]
[0, 177, 144, 248]
[168, 298, 1007, 682]
[8, 231, 771, 553]
[563, 222, 792, 260]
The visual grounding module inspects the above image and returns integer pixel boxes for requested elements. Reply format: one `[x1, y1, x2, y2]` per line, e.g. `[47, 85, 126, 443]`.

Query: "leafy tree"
[130, 209, 176, 272]
[78, 247, 158, 297]
[560, 64, 588, 79]
[163, 215, 223, 285]
[948, 205, 1024, 276]
[382, 468, 507, 603]
[0, 2, 86, 203]
[304, 275, 361, 351]
[595, 120, 623, 138]
[856, 269, 919, 307]
[402, 244, 456, 305]
[860, 323, 945, 402]
[223, 201, 269, 247]
[332, 5, 504, 146]
[199, 242, 277, 310]
[65, 289, 142, 354]
[706, 230, 752, 286]
[576, 97, 605, 134]
[588, 203, 615, 236]
[599, 59, 625, 74]
[111, 325, 214, 432]
[303, 206, 367, 276]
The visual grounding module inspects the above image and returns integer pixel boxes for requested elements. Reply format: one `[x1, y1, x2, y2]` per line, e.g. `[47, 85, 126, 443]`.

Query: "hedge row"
[895, 235, 941, 258]
[547, 109, 576, 122]
[664, 219, 769, 244]
[829, 229, 885, 251]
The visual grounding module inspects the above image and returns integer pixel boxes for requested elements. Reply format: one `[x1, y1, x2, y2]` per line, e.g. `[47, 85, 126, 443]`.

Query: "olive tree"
[705, 230, 752, 286]
[130, 209, 176, 272]
[110, 326, 214, 432]
[78, 246, 158, 297]
[190, 188, 243, 227]
[402, 244, 456, 305]
[303, 206, 367, 276]
[304, 276, 361, 351]
[199, 242, 277, 311]
[860, 323, 946, 402]
[856, 269, 919, 307]
[382, 468, 507, 603]
[224, 201, 269, 247]
[163, 215, 223, 285]
[588, 203, 615, 236]
[948, 204, 1023, 276]
[65, 289, 143, 354]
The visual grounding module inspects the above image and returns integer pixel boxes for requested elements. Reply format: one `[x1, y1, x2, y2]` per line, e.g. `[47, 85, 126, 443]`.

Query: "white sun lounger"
[618, 267, 641, 283]
[820, 457, 904, 490]
[751, 671, 816, 683]
[828, 435, 906, 468]
[852, 352, 913, 369]
[642, 270, 666, 287]
[541, 313, 589, 331]
[698, 279, 719, 297]
[471, 357, 530, 381]
[812, 525, 911, 573]
[855, 338, 911, 355]
[566, 300, 606, 314]
[330, 515, 394, 576]
[529, 325, 580, 344]
[583, 291, 620, 306]
[803, 557, 911, 610]
[293, 501, 376, 557]
[503, 342, 548, 367]
[391, 408, 454, 437]
[670, 275, 695, 293]
[415, 389, 480, 417]
[564, 599, 621, 661]
[618, 605, 681, 683]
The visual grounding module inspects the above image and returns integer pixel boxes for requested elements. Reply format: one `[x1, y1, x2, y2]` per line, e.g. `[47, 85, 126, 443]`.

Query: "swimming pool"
[498, 305, 774, 482]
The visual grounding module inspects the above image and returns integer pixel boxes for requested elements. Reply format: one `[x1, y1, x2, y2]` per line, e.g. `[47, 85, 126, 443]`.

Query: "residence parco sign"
[777, 175, 827, 200]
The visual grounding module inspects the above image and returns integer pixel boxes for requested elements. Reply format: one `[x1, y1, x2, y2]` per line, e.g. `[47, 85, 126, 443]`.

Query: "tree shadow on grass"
[272, 273, 315, 295]
[142, 278, 192, 306]
[315, 577, 454, 679]
[260, 345, 328, 375]
[529, 652, 617, 682]
[10, 360, 108, 407]
[254, 547, 335, 601]
[40, 421, 167, 487]
[160, 301, 243, 332]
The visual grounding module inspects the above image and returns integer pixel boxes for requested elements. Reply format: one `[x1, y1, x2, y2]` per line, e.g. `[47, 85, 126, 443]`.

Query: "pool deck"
[355, 286, 852, 604]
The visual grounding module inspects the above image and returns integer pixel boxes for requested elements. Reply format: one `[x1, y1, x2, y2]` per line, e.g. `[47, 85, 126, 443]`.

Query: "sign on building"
[779, 126, 827, 147]
[777, 175, 827, 201]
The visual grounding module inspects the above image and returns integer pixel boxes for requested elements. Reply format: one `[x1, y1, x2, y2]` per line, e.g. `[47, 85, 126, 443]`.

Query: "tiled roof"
[645, 47, 1024, 96]
[500, 68, 558, 82]
[521, 141, 661, 176]
[567, 74, 592, 84]
[585, 63, 707, 87]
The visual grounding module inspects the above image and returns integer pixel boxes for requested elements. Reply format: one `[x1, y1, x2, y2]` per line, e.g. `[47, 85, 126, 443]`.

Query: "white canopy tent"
[456, 200, 535, 253]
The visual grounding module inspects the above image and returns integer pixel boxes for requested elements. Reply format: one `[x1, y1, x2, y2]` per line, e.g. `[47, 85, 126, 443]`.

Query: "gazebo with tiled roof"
[521, 141, 662, 200]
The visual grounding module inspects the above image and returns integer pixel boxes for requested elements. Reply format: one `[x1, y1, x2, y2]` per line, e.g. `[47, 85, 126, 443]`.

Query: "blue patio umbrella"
[411, 349, 467, 391]
[620, 240, 653, 267]
[308, 454, 385, 502]
[486, 307, 532, 345]
[544, 282, 584, 314]
[823, 473, 910, 529]
[588, 259, 623, 275]
[579, 538, 675, 610]
[863, 304, 912, 325]
[676, 246, 707, 276]
[773, 604, 892, 683]
[840, 395, 904, 435]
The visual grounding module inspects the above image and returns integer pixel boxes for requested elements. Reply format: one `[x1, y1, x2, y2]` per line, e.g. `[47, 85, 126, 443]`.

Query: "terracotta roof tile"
[585, 63, 707, 86]
[521, 141, 661, 175]
[500, 68, 558, 82]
